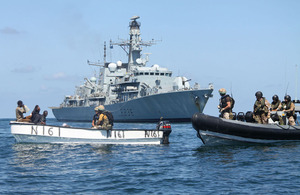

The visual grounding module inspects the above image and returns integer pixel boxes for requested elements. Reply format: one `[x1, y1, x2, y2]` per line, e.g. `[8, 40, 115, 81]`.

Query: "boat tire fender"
[237, 112, 245, 121]
[245, 111, 255, 123]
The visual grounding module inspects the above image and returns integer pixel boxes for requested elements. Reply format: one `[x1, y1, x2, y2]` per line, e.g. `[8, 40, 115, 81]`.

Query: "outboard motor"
[237, 112, 245, 121]
[156, 120, 172, 144]
[245, 111, 255, 122]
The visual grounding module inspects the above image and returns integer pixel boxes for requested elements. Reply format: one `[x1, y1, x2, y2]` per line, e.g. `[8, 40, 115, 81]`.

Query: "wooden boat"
[192, 113, 300, 145]
[10, 120, 172, 144]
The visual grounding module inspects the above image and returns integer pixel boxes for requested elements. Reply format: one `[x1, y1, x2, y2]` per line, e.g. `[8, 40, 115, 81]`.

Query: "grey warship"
[51, 16, 214, 122]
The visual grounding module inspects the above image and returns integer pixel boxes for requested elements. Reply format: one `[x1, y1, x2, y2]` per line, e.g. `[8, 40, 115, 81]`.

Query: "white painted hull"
[10, 122, 171, 145]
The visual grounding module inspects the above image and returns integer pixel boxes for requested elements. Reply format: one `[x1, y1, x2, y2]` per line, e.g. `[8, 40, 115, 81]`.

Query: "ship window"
[169, 73, 172, 77]
[150, 72, 154, 75]
[155, 73, 159, 75]
[160, 73, 164, 76]
[166, 73, 169, 76]
[140, 72, 144, 75]
[145, 72, 149, 75]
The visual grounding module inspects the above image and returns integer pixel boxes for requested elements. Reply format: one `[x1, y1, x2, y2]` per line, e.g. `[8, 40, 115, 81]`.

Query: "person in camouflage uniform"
[253, 91, 270, 124]
[218, 88, 233, 120]
[92, 105, 113, 130]
[270, 95, 284, 124]
[280, 95, 296, 126]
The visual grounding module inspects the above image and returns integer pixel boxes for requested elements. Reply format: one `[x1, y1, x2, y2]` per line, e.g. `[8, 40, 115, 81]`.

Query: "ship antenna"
[295, 64, 298, 101]
[230, 82, 233, 98]
[285, 83, 289, 96]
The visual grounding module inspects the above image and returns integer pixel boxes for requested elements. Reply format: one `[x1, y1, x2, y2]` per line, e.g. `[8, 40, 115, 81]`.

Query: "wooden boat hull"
[10, 122, 172, 145]
[192, 113, 300, 145]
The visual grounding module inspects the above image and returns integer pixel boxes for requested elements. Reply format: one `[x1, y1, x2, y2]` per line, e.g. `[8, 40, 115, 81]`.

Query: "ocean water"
[1, 119, 300, 194]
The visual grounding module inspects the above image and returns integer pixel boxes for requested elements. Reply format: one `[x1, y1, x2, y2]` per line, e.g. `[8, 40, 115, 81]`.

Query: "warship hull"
[52, 89, 212, 122]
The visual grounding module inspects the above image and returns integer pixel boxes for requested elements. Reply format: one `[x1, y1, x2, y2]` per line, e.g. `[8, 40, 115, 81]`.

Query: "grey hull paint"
[52, 89, 212, 122]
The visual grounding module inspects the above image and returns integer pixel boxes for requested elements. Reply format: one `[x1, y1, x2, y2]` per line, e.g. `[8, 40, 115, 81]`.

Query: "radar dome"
[136, 58, 142, 64]
[108, 63, 117, 72]
[90, 77, 97, 82]
[117, 60, 122, 67]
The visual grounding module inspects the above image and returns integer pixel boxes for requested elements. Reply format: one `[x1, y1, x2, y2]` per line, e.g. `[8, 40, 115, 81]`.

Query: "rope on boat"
[290, 125, 300, 130]
[275, 123, 292, 130]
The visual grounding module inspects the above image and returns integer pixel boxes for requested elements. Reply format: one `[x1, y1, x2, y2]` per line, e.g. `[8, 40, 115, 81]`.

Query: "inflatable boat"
[192, 113, 300, 145]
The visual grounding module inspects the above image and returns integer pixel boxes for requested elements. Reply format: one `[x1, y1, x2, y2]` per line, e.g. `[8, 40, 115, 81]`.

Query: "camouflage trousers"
[288, 116, 296, 126]
[222, 112, 234, 120]
[254, 113, 268, 124]
[92, 123, 112, 130]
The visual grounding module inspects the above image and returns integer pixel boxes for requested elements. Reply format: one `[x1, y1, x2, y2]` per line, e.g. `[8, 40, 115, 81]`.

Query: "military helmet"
[272, 95, 279, 102]
[17, 100, 23, 106]
[218, 88, 226, 95]
[255, 91, 263, 98]
[284, 95, 291, 102]
[98, 105, 105, 111]
[94, 106, 99, 111]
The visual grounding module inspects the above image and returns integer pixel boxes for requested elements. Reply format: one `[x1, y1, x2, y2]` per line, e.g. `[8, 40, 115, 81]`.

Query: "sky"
[1, 0, 300, 119]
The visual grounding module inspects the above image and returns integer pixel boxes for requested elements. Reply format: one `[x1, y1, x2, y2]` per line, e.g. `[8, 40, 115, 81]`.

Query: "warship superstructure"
[51, 16, 214, 122]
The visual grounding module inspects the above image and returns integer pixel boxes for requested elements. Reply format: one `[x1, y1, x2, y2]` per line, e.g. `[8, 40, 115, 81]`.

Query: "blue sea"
[1, 118, 300, 194]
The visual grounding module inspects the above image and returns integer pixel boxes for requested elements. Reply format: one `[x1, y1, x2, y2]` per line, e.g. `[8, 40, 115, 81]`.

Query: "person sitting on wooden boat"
[15, 100, 31, 122]
[253, 91, 270, 124]
[280, 95, 296, 126]
[270, 95, 284, 124]
[31, 105, 41, 124]
[92, 106, 101, 128]
[218, 88, 234, 120]
[31, 109, 48, 125]
[92, 105, 114, 130]
[39, 110, 48, 125]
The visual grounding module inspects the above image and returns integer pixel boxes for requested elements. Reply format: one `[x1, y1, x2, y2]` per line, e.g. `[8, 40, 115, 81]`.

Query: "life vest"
[271, 101, 280, 110]
[282, 101, 295, 117]
[254, 97, 269, 115]
[219, 95, 234, 112]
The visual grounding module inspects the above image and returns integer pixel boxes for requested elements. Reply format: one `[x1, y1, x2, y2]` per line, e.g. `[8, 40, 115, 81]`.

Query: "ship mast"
[110, 16, 156, 71]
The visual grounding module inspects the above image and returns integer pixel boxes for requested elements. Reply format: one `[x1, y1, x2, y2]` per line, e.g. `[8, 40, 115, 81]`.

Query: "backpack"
[103, 111, 114, 126]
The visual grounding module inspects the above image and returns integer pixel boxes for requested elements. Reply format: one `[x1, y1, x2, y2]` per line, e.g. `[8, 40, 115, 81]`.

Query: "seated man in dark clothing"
[39, 111, 48, 125]
[31, 105, 41, 123]
[32, 110, 48, 125]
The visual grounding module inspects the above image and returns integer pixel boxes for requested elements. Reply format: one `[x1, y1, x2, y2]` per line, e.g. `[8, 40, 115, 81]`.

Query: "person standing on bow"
[253, 91, 270, 124]
[281, 95, 296, 126]
[218, 88, 234, 120]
